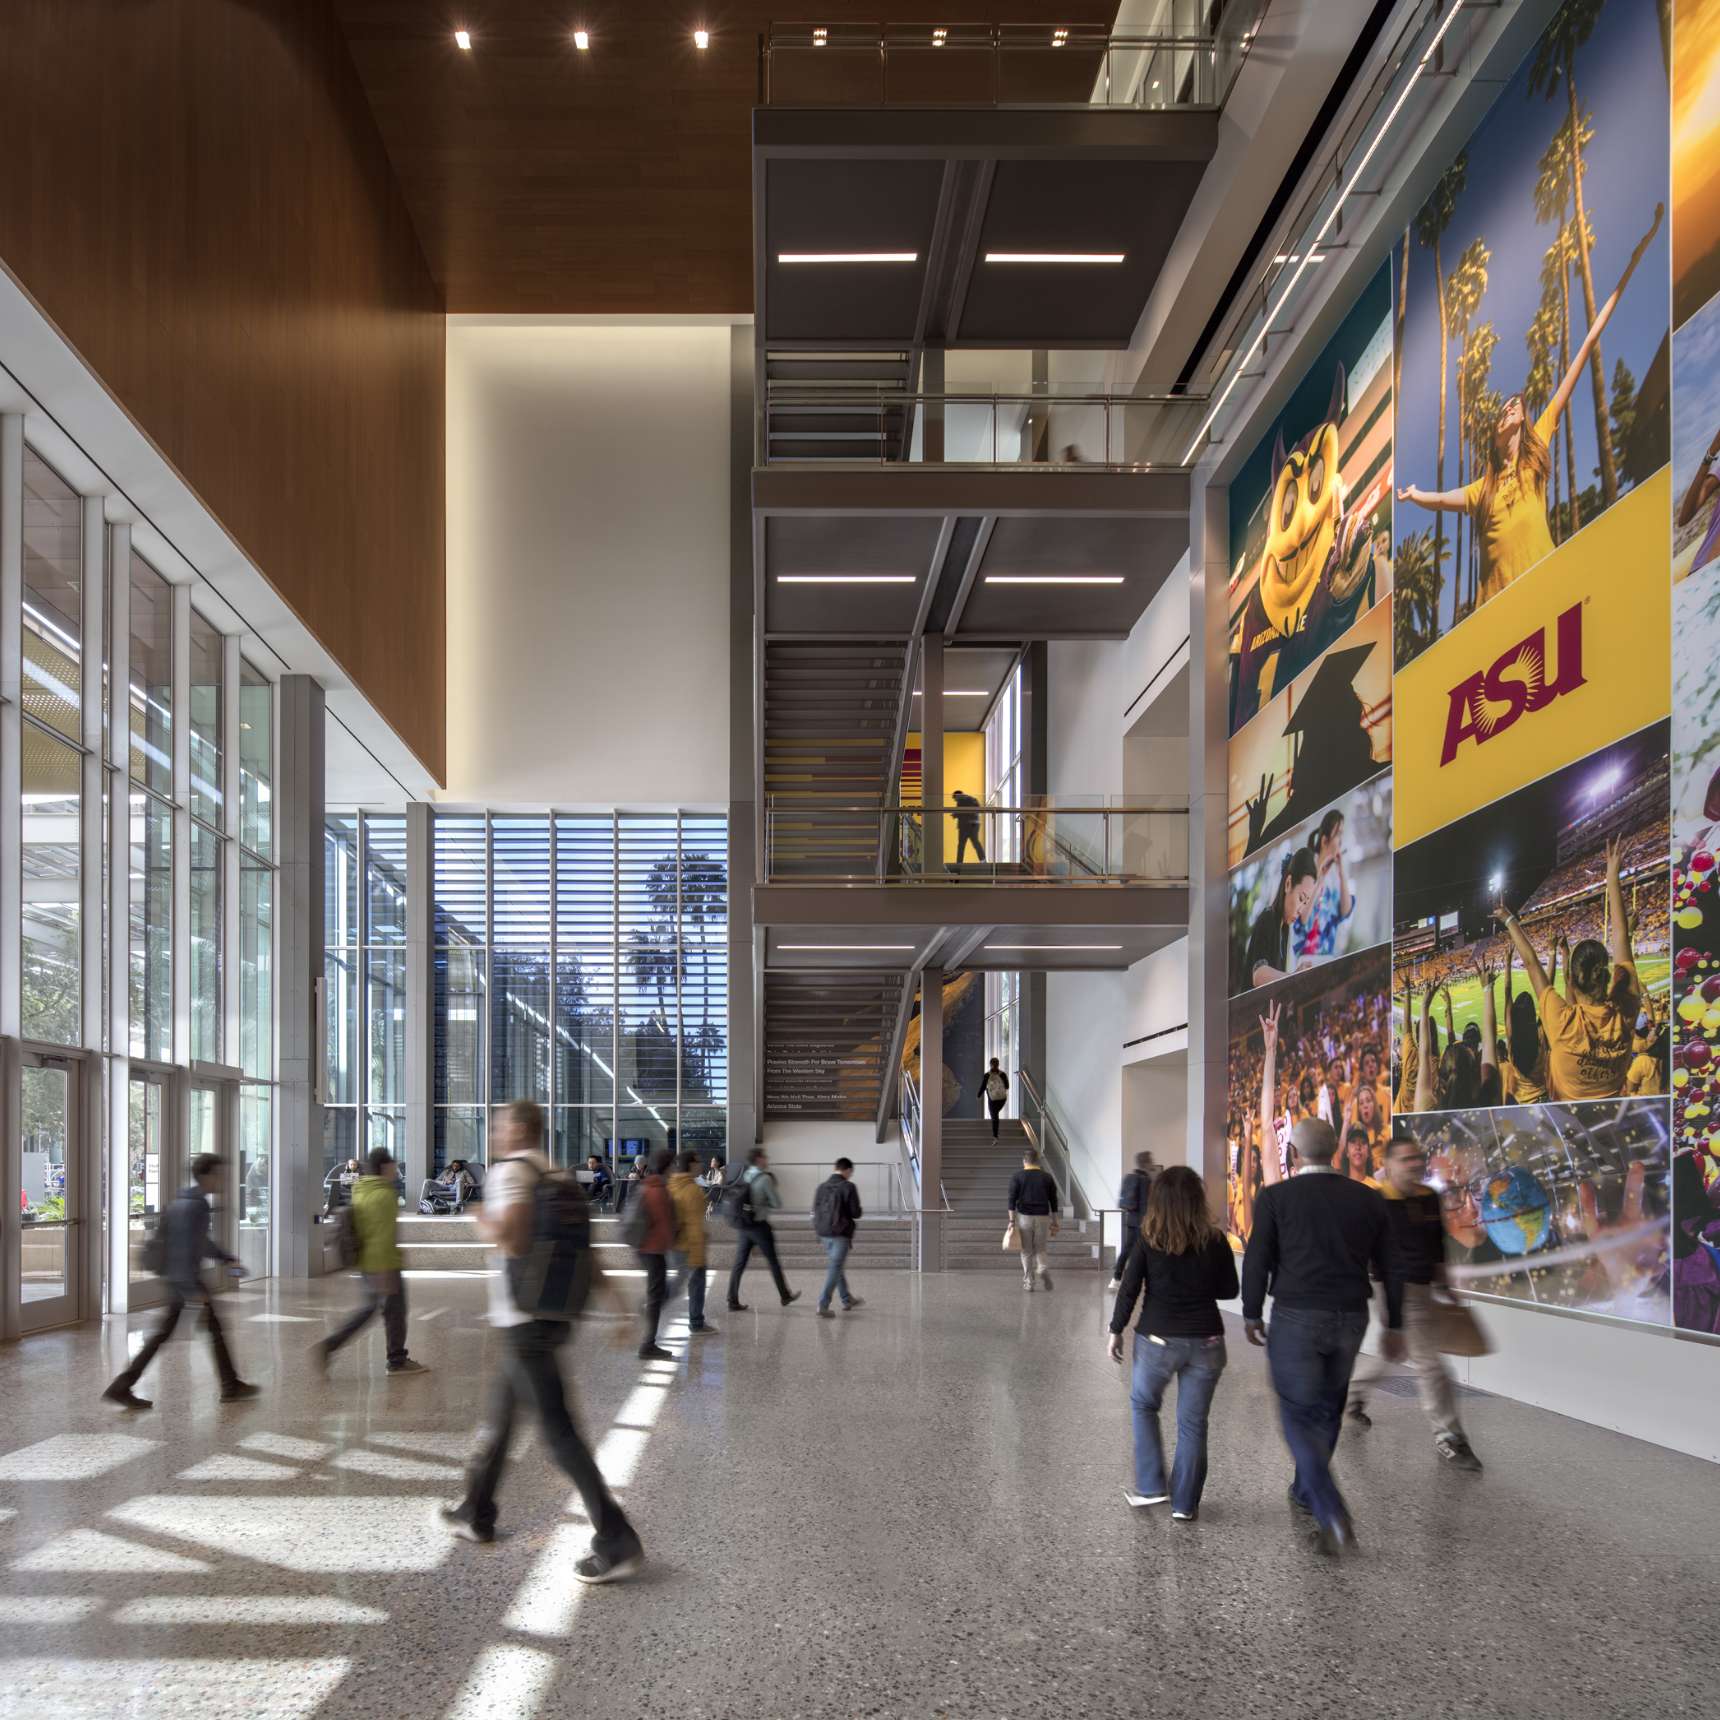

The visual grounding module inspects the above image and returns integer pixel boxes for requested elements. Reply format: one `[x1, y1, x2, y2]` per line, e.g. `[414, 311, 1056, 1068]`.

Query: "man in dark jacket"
[1007, 1150, 1061, 1291]
[103, 1153, 258, 1411]
[1242, 1119, 1403, 1555]
[1111, 1150, 1157, 1284]
[812, 1157, 865, 1317]
[951, 789, 986, 864]
[633, 1148, 677, 1360]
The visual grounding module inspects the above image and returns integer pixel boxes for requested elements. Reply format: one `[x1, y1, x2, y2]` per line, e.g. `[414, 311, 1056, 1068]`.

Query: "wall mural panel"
[1223, 0, 1700, 1339]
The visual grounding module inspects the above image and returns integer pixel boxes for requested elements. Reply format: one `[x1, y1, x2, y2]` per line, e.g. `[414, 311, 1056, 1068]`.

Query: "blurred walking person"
[316, 1148, 427, 1378]
[104, 1154, 258, 1410]
[1242, 1118, 1402, 1555]
[812, 1157, 865, 1318]
[1108, 1167, 1237, 1520]
[1110, 1149, 1156, 1285]
[1007, 1147, 1060, 1291]
[667, 1151, 718, 1336]
[629, 1147, 676, 1360]
[723, 1148, 800, 1311]
[1347, 1122, 1482, 1470]
[442, 1101, 642, 1583]
[978, 1058, 1010, 1139]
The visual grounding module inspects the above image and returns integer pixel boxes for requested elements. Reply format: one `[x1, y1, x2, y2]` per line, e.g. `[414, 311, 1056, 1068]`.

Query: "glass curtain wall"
[322, 812, 407, 1178]
[983, 970, 1021, 1114]
[7, 436, 277, 1311]
[983, 659, 1024, 864]
[430, 812, 728, 1173]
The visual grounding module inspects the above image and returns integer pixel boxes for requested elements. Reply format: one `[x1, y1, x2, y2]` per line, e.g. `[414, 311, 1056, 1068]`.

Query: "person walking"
[103, 1153, 259, 1410]
[1006, 1147, 1060, 1292]
[1107, 1167, 1238, 1520]
[812, 1157, 865, 1318]
[978, 1059, 1010, 1140]
[951, 788, 986, 865]
[1110, 1149, 1157, 1285]
[316, 1148, 427, 1378]
[442, 1100, 643, 1583]
[1242, 1118, 1403, 1556]
[1347, 1122, 1483, 1471]
[667, 1150, 717, 1336]
[632, 1147, 676, 1361]
[725, 1148, 800, 1311]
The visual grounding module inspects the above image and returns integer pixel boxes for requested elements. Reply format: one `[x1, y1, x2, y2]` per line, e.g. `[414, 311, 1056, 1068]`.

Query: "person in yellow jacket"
[667, 1149, 719, 1337]
[316, 1148, 429, 1377]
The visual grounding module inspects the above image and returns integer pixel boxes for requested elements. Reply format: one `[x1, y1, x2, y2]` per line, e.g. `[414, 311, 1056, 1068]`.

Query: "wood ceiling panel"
[332, 2, 1120, 313]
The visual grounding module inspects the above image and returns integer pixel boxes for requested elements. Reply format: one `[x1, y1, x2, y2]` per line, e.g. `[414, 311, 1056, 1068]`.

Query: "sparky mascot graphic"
[1228, 364, 1382, 732]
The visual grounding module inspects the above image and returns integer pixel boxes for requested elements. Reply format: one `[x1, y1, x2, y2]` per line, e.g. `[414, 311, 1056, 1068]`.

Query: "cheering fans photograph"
[1227, 946, 1391, 1244]
[1392, 723, 1671, 1109]
[1229, 773, 1391, 996]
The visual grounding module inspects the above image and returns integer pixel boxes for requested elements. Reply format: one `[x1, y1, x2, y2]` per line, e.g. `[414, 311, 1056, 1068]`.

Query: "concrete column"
[728, 325, 760, 1149]
[921, 347, 945, 462]
[277, 674, 325, 1278]
[105, 523, 132, 1314]
[404, 800, 433, 1194]
[0, 417, 20, 1338]
[1186, 479, 1229, 1199]
[921, 634, 943, 872]
[919, 966, 944, 1271]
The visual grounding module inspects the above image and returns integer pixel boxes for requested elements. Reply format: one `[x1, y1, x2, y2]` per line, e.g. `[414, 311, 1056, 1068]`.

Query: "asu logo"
[1438, 603, 1585, 767]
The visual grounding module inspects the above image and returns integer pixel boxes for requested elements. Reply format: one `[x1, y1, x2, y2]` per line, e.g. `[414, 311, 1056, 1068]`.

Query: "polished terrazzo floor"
[0, 1270, 1713, 1719]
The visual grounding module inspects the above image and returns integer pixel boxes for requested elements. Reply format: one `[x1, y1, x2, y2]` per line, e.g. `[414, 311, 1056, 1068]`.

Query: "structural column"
[920, 634, 943, 873]
[921, 348, 944, 462]
[277, 674, 325, 1278]
[1186, 479, 1229, 1199]
[919, 966, 944, 1271]
[0, 417, 21, 1338]
[403, 800, 433, 1195]
[105, 523, 132, 1314]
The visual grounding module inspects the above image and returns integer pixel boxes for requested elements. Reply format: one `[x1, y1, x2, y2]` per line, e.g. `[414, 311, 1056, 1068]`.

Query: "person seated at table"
[418, 1159, 476, 1214]
[585, 1155, 613, 1209]
[323, 1159, 361, 1212]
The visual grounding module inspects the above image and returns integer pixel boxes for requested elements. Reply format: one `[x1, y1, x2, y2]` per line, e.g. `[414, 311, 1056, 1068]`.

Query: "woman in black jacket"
[1107, 1166, 1238, 1520]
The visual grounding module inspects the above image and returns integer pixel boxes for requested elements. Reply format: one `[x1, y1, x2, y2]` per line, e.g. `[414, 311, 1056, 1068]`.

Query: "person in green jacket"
[316, 1148, 428, 1377]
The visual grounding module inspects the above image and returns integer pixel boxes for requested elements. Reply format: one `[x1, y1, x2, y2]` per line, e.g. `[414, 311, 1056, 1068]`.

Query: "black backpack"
[504, 1162, 593, 1320]
[139, 1219, 169, 1278]
[811, 1178, 846, 1238]
[718, 1170, 758, 1231]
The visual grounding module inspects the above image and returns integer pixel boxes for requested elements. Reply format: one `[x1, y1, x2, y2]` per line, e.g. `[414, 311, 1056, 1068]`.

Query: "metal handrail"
[760, 20, 1259, 111]
[761, 388, 1208, 470]
[1017, 1066, 1096, 1223]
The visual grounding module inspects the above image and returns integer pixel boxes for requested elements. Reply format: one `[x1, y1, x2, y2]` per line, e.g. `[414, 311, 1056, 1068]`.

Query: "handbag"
[1428, 1289, 1492, 1357]
[1001, 1221, 1021, 1254]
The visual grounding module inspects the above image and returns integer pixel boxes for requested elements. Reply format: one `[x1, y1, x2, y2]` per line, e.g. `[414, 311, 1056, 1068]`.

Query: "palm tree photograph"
[1392, 0, 1670, 670]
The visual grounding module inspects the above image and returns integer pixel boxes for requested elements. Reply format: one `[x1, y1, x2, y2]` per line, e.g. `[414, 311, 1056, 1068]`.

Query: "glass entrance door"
[19, 1052, 81, 1332]
[188, 1079, 232, 1261]
[128, 1068, 174, 1307]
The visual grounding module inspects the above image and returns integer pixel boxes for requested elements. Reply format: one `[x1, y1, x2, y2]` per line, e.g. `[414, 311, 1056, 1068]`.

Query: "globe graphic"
[1477, 1167, 1552, 1257]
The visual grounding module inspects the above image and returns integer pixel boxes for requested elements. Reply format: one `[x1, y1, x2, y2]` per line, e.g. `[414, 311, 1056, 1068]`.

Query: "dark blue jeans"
[818, 1236, 854, 1311]
[1266, 1305, 1369, 1532]
[1131, 1332, 1227, 1513]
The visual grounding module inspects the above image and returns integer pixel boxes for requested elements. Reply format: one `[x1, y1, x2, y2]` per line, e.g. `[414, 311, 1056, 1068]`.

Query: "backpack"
[811, 1178, 847, 1238]
[139, 1220, 169, 1278]
[984, 1070, 1008, 1103]
[503, 1161, 593, 1320]
[619, 1183, 654, 1250]
[718, 1170, 759, 1231]
[329, 1204, 361, 1270]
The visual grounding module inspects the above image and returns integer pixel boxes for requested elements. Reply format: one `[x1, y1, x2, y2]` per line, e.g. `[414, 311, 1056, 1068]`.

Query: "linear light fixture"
[984, 252, 1124, 265]
[987, 943, 1122, 952]
[983, 575, 1124, 586]
[776, 574, 915, 584]
[913, 688, 990, 696]
[1181, 0, 1467, 465]
[777, 251, 919, 264]
[780, 944, 917, 952]
[454, 28, 472, 50]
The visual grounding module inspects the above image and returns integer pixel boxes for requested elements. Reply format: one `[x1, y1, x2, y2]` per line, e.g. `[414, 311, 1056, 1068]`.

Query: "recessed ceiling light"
[813, 27, 828, 46]
[776, 574, 915, 584]
[780, 944, 917, 953]
[1052, 27, 1069, 46]
[454, 28, 472, 51]
[986, 943, 1122, 952]
[984, 575, 1124, 586]
[984, 252, 1125, 265]
[573, 29, 590, 51]
[777, 252, 919, 264]
[694, 28, 711, 50]
[932, 26, 947, 46]
[912, 689, 990, 696]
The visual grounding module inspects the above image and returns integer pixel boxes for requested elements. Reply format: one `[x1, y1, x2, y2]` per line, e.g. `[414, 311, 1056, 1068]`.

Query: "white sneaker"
[1123, 1490, 1169, 1509]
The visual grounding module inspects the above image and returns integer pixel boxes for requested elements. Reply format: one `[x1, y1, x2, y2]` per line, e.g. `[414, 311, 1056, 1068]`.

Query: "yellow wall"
[903, 731, 986, 804]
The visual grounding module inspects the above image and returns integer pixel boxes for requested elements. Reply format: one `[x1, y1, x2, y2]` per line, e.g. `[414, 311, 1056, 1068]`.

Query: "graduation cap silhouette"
[1256, 640, 1378, 848]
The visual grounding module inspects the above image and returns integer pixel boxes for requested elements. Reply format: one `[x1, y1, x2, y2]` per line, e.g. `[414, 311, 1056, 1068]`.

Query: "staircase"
[938, 1117, 1103, 1273]
[762, 350, 915, 463]
[396, 1213, 914, 1274]
[763, 970, 906, 1121]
